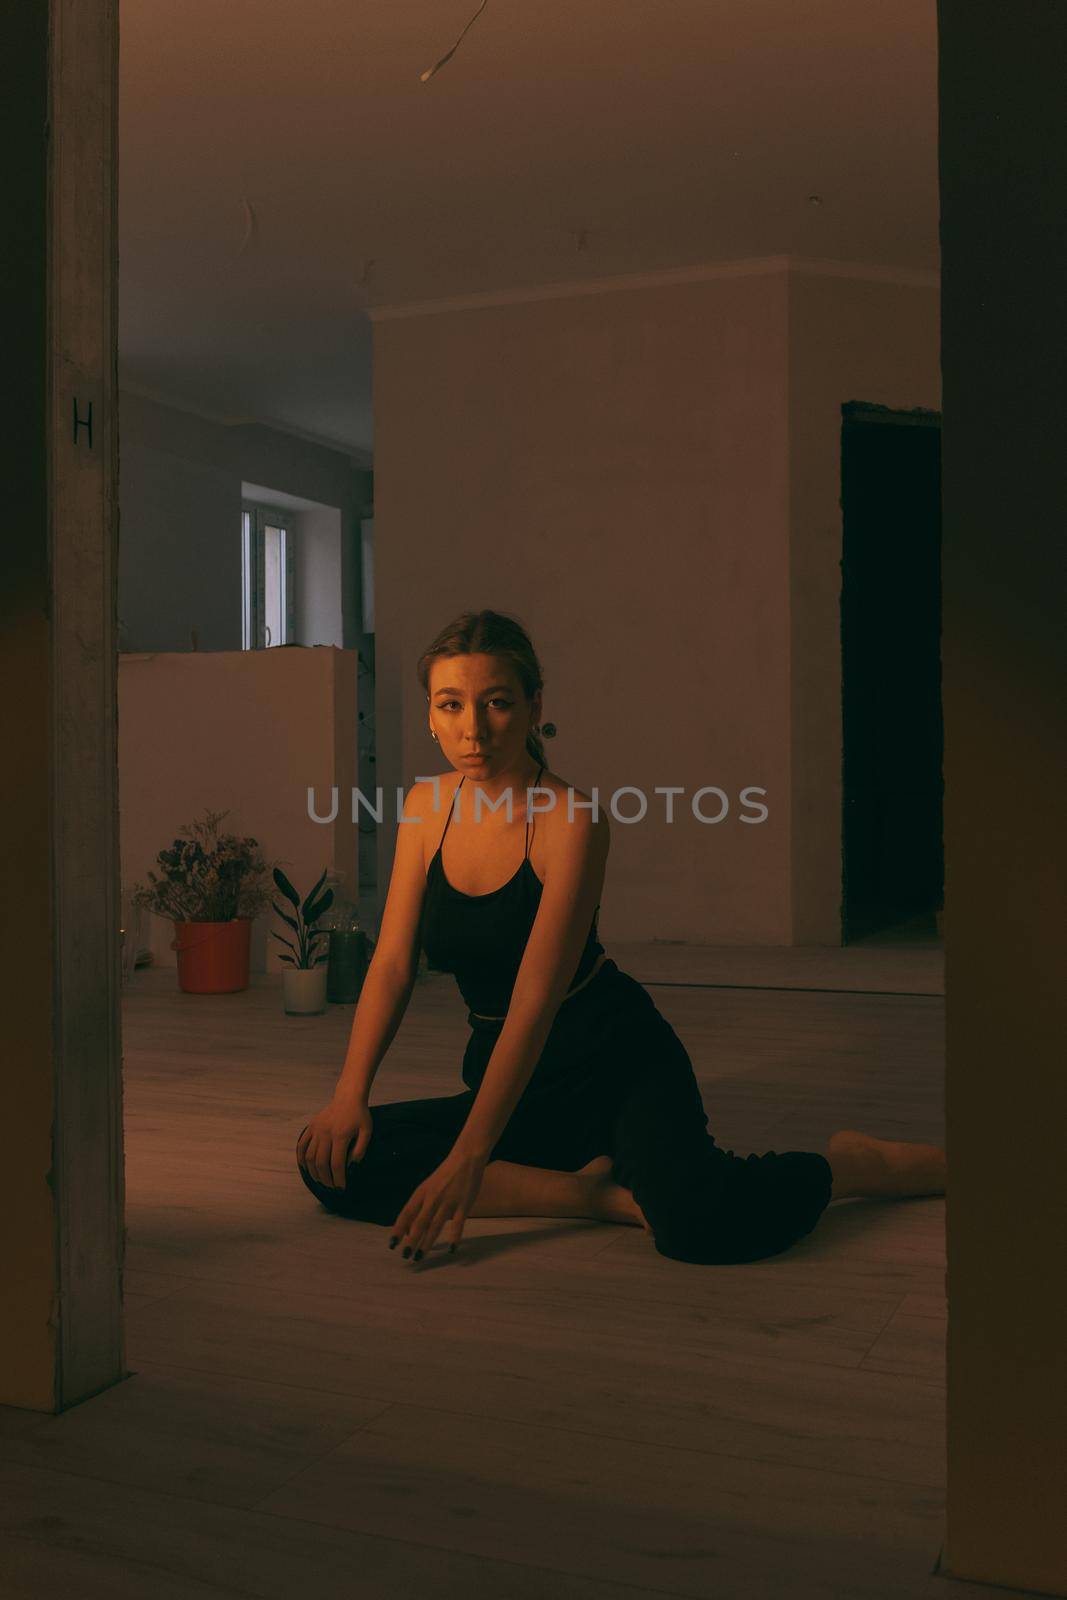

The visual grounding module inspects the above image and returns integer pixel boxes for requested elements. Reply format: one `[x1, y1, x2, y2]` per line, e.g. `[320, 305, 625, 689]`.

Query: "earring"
[430, 728, 439, 743]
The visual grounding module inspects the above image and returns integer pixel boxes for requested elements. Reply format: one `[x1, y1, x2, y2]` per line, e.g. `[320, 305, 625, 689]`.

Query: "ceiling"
[118, 0, 939, 459]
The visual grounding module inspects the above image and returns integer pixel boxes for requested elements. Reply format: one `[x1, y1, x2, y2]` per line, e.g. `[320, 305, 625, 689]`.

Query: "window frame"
[241, 502, 297, 648]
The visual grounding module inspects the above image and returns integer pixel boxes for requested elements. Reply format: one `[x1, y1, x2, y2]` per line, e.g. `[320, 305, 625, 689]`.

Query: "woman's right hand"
[296, 1096, 373, 1190]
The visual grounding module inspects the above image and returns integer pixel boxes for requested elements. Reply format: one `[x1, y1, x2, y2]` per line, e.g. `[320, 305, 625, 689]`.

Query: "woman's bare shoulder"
[537, 766, 593, 801]
[537, 769, 610, 840]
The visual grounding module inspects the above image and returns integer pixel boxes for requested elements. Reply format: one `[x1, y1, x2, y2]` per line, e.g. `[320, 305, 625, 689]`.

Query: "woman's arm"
[455, 794, 611, 1157]
[332, 781, 433, 1107]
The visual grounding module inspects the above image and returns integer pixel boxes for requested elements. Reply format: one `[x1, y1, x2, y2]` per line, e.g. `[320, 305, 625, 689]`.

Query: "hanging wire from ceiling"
[420, 0, 490, 81]
[237, 197, 258, 256]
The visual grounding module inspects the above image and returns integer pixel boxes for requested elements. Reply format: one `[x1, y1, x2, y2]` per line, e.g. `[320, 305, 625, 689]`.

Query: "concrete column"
[0, 0, 124, 1410]
[940, 2, 1067, 1590]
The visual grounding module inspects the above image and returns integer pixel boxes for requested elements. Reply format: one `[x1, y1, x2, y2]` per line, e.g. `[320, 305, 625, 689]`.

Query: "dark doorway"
[840, 402, 944, 943]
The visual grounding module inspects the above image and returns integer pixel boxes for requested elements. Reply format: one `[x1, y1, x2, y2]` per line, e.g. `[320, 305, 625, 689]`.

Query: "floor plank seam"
[220, 1494, 775, 1600]
[855, 1296, 913, 1362]
[384, 1396, 950, 1492]
[117, 1357, 436, 1409]
[642, 981, 945, 999]
[0, 1528, 253, 1600]
[127, 1289, 927, 1378]
[239, 1399, 399, 1513]
[91, 1374, 952, 1501]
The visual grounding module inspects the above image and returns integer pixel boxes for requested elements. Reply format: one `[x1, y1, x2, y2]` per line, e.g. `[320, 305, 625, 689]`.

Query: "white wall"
[292, 503, 344, 647]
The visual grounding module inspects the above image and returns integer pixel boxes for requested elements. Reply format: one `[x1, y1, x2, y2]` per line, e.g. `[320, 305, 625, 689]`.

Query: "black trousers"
[296, 959, 833, 1266]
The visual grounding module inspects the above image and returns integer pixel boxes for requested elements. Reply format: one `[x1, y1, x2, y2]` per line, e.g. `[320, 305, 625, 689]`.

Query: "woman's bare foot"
[576, 1155, 652, 1232]
[827, 1129, 946, 1200]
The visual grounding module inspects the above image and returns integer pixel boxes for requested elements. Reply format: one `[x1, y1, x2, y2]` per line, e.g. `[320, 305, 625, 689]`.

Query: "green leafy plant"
[132, 809, 274, 922]
[271, 867, 334, 969]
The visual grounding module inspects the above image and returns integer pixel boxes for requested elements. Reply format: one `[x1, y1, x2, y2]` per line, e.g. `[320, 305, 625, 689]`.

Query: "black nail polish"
[388, 1236, 398, 1249]
[401, 1246, 411, 1259]
[449, 1244, 456, 1254]
[413, 1249, 423, 1262]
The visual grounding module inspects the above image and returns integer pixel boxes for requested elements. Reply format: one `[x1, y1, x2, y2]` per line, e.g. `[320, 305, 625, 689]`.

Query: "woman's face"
[427, 653, 541, 780]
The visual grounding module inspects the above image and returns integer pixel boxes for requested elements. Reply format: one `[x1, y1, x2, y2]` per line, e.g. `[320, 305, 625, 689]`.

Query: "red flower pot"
[171, 918, 252, 993]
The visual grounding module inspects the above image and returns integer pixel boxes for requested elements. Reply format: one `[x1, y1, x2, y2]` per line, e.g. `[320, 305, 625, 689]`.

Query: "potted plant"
[271, 866, 334, 1015]
[131, 809, 274, 994]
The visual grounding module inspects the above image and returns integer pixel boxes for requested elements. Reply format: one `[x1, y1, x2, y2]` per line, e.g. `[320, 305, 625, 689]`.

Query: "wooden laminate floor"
[0, 943, 1030, 1599]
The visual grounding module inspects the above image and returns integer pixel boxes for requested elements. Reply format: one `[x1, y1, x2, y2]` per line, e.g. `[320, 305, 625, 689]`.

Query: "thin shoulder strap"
[439, 775, 463, 849]
[524, 764, 545, 859]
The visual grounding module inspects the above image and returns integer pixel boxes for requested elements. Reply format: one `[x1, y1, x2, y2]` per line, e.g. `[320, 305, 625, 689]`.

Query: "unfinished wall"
[373, 266, 792, 944]
[372, 260, 941, 945]
[118, 648, 359, 974]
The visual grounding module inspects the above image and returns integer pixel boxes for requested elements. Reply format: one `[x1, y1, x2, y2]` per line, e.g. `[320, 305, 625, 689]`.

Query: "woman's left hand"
[390, 1144, 488, 1262]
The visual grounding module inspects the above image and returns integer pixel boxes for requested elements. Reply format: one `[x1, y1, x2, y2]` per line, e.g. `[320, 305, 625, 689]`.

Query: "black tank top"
[421, 763, 605, 1017]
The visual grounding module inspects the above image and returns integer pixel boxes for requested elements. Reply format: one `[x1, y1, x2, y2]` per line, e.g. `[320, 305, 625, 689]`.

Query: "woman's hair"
[417, 608, 546, 769]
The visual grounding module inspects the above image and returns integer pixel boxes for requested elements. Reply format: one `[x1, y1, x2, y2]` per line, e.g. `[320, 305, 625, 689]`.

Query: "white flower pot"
[283, 964, 328, 1015]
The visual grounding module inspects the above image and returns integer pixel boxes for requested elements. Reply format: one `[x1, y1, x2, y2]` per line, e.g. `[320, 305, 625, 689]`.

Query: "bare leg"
[471, 1154, 650, 1230]
[469, 1131, 947, 1230]
[827, 1129, 947, 1201]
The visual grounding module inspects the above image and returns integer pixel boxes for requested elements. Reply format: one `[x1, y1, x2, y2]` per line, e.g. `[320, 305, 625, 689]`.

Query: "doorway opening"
[840, 401, 944, 944]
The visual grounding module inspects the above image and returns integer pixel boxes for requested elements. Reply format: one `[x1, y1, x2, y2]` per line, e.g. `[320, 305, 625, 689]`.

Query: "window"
[242, 504, 296, 648]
